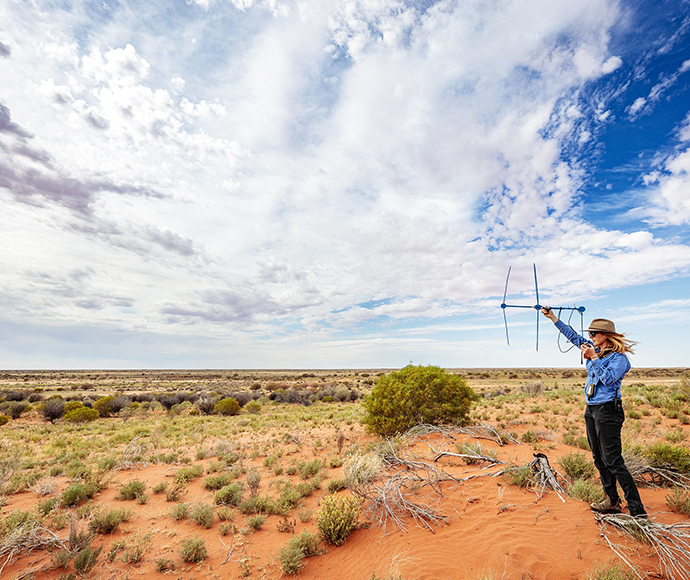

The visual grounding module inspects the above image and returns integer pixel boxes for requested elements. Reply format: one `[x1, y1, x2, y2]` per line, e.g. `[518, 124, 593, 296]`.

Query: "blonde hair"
[603, 333, 637, 355]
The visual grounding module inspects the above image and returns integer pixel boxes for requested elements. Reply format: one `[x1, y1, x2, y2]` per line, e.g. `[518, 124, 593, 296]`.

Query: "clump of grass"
[180, 535, 207, 563]
[316, 494, 360, 546]
[156, 558, 176, 572]
[666, 486, 690, 515]
[61, 482, 98, 507]
[568, 479, 605, 503]
[585, 560, 636, 580]
[90, 507, 131, 534]
[202, 473, 231, 491]
[247, 514, 266, 530]
[122, 531, 152, 564]
[299, 459, 323, 480]
[246, 469, 262, 495]
[173, 464, 204, 484]
[278, 530, 324, 575]
[74, 544, 102, 575]
[165, 480, 187, 502]
[152, 482, 167, 494]
[326, 478, 347, 494]
[189, 502, 214, 529]
[116, 479, 146, 501]
[559, 452, 596, 482]
[170, 503, 189, 522]
[503, 464, 533, 488]
[215, 483, 244, 506]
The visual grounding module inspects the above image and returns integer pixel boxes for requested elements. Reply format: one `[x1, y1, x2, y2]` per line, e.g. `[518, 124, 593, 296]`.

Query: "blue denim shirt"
[554, 320, 630, 405]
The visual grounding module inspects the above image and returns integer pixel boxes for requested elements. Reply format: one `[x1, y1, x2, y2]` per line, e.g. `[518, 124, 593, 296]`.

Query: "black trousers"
[585, 401, 646, 516]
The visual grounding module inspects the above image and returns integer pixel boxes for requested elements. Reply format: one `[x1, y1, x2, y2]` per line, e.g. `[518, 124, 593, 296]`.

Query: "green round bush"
[64, 406, 100, 423]
[362, 364, 479, 436]
[214, 397, 241, 416]
[93, 396, 116, 417]
[0, 415, 9, 427]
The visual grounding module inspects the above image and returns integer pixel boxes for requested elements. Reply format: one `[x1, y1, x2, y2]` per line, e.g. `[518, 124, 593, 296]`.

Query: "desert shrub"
[0, 510, 39, 537]
[559, 452, 596, 482]
[8, 401, 28, 419]
[362, 365, 478, 436]
[122, 531, 152, 564]
[299, 459, 323, 480]
[156, 558, 176, 572]
[316, 494, 360, 546]
[247, 514, 266, 530]
[343, 452, 383, 489]
[279, 530, 324, 575]
[61, 482, 98, 507]
[641, 442, 690, 473]
[116, 479, 146, 501]
[152, 482, 167, 494]
[666, 486, 690, 515]
[173, 464, 204, 484]
[180, 536, 207, 563]
[326, 478, 347, 494]
[90, 508, 130, 534]
[37, 497, 60, 516]
[196, 396, 216, 415]
[239, 493, 279, 515]
[568, 479, 605, 503]
[190, 503, 214, 528]
[42, 397, 65, 421]
[97, 457, 117, 471]
[74, 544, 102, 575]
[0, 415, 8, 427]
[246, 469, 262, 494]
[52, 549, 72, 569]
[166, 481, 187, 502]
[170, 503, 189, 521]
[215, 483, 244, 506]
[203, 473, 231, 491]
[214, 397, 241, 416]
[93, 396, 117, 417]
[245, 401, 261, 414]
[64, 406, 99, 423]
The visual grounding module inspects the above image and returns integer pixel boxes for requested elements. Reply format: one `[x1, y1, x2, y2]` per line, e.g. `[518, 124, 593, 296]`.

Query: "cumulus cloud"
[1, 0, 689, 367]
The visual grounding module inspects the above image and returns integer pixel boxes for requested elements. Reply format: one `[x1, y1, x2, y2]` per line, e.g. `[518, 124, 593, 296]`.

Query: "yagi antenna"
[501, 264, 585, 352]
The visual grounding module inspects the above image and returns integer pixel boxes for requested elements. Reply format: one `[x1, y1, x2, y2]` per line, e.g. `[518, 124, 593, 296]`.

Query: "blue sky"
[1, 0, 689, 369]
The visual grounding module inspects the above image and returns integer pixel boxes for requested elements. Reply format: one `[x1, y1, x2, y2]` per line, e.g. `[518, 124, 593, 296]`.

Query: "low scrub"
[559, 452, 596, 482]
[279, 530, 324, 575]
[180, 535, 207, 563]
[316, 494, 361, 546]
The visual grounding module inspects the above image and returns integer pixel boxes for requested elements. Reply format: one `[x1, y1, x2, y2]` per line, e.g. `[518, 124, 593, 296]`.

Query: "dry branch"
[0, 522, 67, 575]
[597, 513, 690, 580]
[529, 453, 567, 502]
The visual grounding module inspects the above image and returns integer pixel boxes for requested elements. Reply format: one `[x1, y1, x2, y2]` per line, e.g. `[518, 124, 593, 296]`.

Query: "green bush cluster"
[61, 482, 98, 507]
[179, 536, 207, 563]
[316, 494, 360, 546]
[214, 483, 244, 506]
[0, 415, 9, 427]
[116, 479, 146, 501]
[362, 365, 478, 436]
[214, 397, 241, 416]
[64, 405, 99, 423]
[279, 530, 323, 575]
[559, 452, 596, 482]
[90, 508, 131, 534]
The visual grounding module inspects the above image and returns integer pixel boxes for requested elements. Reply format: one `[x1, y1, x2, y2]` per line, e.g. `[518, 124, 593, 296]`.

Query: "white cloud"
[0, 0, 689, 367]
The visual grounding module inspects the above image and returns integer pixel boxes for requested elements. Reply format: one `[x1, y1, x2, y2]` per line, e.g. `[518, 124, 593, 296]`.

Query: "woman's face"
[589, 331, 611, 349]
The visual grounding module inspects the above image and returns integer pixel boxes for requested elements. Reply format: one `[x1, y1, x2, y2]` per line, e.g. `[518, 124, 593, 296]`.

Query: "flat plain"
[1, 367, 689, 580]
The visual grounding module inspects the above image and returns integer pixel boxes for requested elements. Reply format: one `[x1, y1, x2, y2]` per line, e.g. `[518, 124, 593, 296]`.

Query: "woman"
[541, 308, 647, 518]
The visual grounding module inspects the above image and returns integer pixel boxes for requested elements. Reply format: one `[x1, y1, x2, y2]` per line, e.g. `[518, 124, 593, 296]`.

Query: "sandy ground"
[2, 417, 686, 580]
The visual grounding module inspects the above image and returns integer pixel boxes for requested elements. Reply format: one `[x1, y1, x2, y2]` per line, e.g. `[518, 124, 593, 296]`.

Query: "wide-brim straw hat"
[586, 318, 623, 336]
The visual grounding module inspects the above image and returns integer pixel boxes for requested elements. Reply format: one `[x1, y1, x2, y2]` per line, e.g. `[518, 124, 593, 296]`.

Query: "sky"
[1, 0, 689, 370]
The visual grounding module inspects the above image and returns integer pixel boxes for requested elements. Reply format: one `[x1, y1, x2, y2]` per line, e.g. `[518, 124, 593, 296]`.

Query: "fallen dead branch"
[624, 450, 690, 490]
[529, 453, 567, 502]
[0, 521, 67, 575]
[597, 513, 690, 580]
[116, 434, 149, 470]
[345, 431, 505, 534]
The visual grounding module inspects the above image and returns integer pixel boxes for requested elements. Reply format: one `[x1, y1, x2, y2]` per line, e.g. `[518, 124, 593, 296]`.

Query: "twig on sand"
[0, 522, 67, 575]
[116, 434, 148, 470]
[219, 534, 235, 565]
[597, 513, 690, 580]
